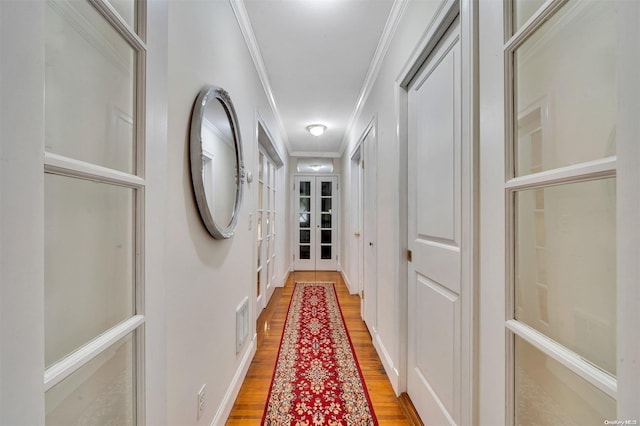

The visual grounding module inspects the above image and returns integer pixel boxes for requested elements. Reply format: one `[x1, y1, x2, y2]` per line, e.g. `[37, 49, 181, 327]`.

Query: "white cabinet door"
[294, 176, 338, 271]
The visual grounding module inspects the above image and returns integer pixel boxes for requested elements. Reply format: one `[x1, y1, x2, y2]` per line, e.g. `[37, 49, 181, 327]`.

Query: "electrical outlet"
[197, 384, 206, 420]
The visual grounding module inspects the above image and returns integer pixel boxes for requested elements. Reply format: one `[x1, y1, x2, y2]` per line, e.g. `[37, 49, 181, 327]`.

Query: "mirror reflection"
[201, 99, 237, 227]
[190, 86, 244, 239]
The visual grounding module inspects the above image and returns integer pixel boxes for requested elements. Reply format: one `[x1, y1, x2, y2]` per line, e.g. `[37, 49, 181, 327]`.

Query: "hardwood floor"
[226, 271, 415, 425]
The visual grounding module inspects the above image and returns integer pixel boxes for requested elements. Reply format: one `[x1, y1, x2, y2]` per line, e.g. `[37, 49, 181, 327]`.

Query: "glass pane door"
[506, 1, 618, 423]
[294, 176, 338, 271]
[43, 0, 144, 424]
[256, 149, 278, 312]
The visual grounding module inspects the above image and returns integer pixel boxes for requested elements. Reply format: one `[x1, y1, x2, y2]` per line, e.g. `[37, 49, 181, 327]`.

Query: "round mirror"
[190, 86, 245, 239]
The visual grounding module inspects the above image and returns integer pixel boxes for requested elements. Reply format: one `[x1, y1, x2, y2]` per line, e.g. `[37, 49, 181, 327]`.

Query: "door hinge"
[361, 290, 364, 299]
[407, 249, 412, 262]
[361, 160, 364, 169]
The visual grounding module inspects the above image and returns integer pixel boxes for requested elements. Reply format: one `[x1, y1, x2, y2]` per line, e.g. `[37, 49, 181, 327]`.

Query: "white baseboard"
[210, 336, 257, 426]
[339, 269, 357, 295]
[279, 269, 290, 287]
[374, 333, 400, 395]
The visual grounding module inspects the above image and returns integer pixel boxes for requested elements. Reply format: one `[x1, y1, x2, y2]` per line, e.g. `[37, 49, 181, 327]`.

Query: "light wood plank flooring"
[226, 271, 413, 425]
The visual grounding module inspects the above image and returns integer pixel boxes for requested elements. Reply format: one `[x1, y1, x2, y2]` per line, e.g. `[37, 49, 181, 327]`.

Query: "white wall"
[167, 1, 288, 424]
[340, 0, 445, 392]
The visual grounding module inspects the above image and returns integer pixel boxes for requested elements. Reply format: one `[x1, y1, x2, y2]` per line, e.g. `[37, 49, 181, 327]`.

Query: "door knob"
[354, 232, 361, 237]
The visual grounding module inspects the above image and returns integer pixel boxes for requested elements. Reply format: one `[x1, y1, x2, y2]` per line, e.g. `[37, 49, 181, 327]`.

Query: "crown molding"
[229, 0, 292, 156]
[338, 0, 409, 156]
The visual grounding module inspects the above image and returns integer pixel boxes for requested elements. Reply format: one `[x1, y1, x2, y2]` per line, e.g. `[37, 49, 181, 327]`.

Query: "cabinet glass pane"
[321, 246, 332, 260]
[46, 0, 136, 174]
[514, 1, 616, 176]
[321, 214, 332, 229]
[46, 333, 135, 426]
[107, 0, 136, 32]
[321, 230, 332, 244]
[267, 261, 271, 286]
[514, 179, 616, 374]
[300, 230, 310, 244]
[267, 239, 271, 260]
[258, 182, 263, 209]
[45, 174, 134, 367]
[515, 336, 615, 426]
[512, 0, 546, 34]
[300, 181, 311, 196]
[257, 211, 262, 239]
[259, 152, 264, 180]
[300, 245, 311, 260]
[266, 213, 271, 237]
[299, 213, 310, 229]
[257, 240, 262, 268]
[321, 198, 332, 213]
[300, 197, 310, 212]
[272, 212, 276, 235]
[321, 181, 332, 196]
[257, 270, 261, 297]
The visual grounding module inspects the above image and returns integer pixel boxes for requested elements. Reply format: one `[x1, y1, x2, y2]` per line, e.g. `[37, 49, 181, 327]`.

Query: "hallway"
[227, 271, 417, 425]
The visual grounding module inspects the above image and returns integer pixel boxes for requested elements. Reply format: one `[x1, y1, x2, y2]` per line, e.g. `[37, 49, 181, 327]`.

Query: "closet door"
[294, 176, 338, 271]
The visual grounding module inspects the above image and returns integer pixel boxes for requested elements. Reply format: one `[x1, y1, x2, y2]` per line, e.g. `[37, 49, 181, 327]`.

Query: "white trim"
[44, 315, 145, 391]
[374, 333, 400, 395]
[460, 0, 478, 424]
[256, 110, 284, 167]
[506, 320, 617, 398]
[229, 0, 291, 155]
[88, 0, 146, 51]
[339, 269, 356, 295]
[44, 152, 146, 188]
[338, 0, 409, 156]
[505, 156, 616, 190]
[397, 0, 459, 87]
[617, 1, 640, 418]
[210, 336, 257, 426]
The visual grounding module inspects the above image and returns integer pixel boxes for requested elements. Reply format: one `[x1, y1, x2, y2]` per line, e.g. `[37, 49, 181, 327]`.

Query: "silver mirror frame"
[190, 86, 245, 239]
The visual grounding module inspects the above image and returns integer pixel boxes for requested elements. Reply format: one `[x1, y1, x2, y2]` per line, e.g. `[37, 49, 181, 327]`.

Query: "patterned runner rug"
[262, 282, 377, 425]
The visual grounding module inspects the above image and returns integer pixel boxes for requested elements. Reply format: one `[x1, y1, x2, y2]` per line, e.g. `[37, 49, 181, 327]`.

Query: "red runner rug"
[262, 282, 377, 425]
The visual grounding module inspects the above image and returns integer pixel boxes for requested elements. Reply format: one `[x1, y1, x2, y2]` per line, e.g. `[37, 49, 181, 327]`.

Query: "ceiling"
[243, 0, 395, 157]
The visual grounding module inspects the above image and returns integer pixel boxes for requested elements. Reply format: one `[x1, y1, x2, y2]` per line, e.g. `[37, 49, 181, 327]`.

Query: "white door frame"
[395, 0, 477, 423]
[349, 145, 364, 316]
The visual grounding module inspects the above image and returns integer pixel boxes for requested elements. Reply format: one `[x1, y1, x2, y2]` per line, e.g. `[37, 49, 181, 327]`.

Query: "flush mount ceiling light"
[306, 124, 327, 137]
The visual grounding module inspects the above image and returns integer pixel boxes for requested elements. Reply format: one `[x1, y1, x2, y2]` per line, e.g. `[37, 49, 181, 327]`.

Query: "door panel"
[416, 275, 459, 415]
[408, 20, 461, 425]
[416, 50, 458, 243]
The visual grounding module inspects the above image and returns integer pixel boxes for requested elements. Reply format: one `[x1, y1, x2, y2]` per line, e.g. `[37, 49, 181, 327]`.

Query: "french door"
[256, 149, 277, 312]
[294, 176, 338, 271]
[480, 0, 640, 423]
[43, 0, 146, 424]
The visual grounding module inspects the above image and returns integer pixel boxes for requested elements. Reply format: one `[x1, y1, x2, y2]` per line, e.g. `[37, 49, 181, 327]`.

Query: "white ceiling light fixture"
[306, 124, 327, 137]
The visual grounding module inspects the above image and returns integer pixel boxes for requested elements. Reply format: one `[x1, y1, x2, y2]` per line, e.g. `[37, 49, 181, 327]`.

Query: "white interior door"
[350, 147, 364, 317]
[407, 20, 463, 425]
[362, 128, 377, 333]
[294, 176, 338, 271]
